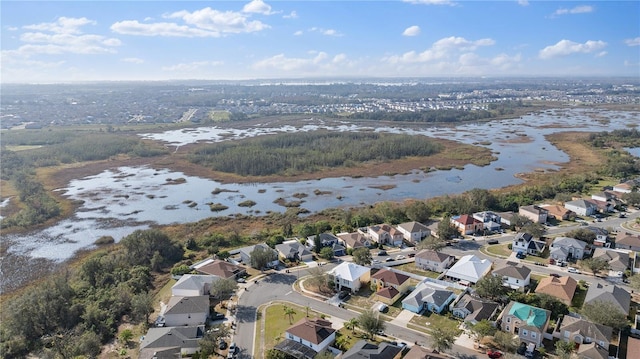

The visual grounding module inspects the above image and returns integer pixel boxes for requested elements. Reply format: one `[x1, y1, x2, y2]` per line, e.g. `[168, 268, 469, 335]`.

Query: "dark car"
[385, 257, 395, 262]
[338, 291, 350, 300]
[487, 239, 499, 245]
[377, 250, 387, 256]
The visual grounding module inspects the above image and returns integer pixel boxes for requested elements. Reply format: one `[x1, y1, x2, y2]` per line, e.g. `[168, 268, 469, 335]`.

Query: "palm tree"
[345, 318, 359, 334]
[283, 305, 296, 324]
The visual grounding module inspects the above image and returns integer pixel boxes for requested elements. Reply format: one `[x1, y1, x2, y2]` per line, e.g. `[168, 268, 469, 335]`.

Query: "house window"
[288, 334, 294, 339]
[531, 332, 536, 339]
[564, 331, 570, 338]
[506, 325, 510, 331]
[599, 341, 605, 347]
[516, 279, 519, 283]
[522, 329, 528, 337]
[506, 317, 511, 323]
[585, 337, 592, 343]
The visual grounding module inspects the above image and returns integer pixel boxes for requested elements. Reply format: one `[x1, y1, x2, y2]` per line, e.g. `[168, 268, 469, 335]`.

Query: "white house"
[162, 295, 210, 327]
[493, 263, 531, 291]
[285, 317, 336, 353]
[327, 262, 371, 293]
[171, 274, 221, 297]
[415, 249, 454, 273]
[473, 211, 503, 232]
[446, 255, 492, 284]
[364, 224, 404, 246]
[564, 199, 598, 217]
[396, 221, 431, 243]
[512, 232, 546, 256]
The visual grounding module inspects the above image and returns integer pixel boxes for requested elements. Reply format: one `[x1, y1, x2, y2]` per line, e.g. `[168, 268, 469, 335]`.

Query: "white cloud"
[386, 36, 495, 64]
[552, 5, 593, 16]
[7, 26, 18, 31]
[111, 20, 221, 37]
[309, 27, 343, 37]
[539, 39, 607, 59]
[166, 7, 270, 33]
[283, 11, 298, 19]
[242, 0, 274, 15]
[162, 61, 224, 72]
[24, 17, 96, 35]
[403, 0, 456, 5]
[402, 26, 421, 37]
[252, 52, 354, 74]
[122, 57, 144, 64]
[293, 30, 303, 36]
[5, 18, 121, 57]
[596, 51, 607, 57]
[517, 0, 529, 6]
[625, 37, 640, 46]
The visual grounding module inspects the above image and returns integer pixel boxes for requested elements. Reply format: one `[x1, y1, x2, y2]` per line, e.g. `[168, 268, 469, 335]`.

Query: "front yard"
[484, 243, 512, 257]
[408, 311, 462, 335]
[263, 303, 325, 350]
[343, 287, 406, 319]
[393, 263, 441, 279]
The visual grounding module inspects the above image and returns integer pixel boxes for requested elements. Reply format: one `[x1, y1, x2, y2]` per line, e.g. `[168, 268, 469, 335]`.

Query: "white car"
[396, 255, 406, 260]
[567, 267, 581, 274]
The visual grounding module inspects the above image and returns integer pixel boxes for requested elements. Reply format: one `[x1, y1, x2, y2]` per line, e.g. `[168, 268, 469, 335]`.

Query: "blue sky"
[2, 1, 639, 83]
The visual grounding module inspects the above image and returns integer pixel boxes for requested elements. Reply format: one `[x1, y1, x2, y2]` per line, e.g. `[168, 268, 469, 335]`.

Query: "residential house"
[473, 211, 503, 232]
[541, 204, 574, 221]
[238, 243, 279, 268]
[402, 281, 456, 314]
[592, 191, 618, 203]
[284, 317, 336, 354]
[492, 262, 531, 291]
[452, 293, 499, 325]
[337, 232, 372, 249]
[555, 316, 613, 351]
[450, 214, 484, 235]
[584, 283, 631, 315]
[576, 343, 609, 359]
[276, 241, 314, 262]
[512, 232, 546, 256]
[374, 286, 402, 305]
[327, 262, 371, 293]
[343, 340, 402, 359]
[592, 248, 630, 276]
[307, 233, 346, 256]
[549, 237, 588, 262]
[397, 221, 431, 243]
[365, 224, 404, 246]
[139, 347, 181, 359]
[500, 301, 551, 348]
[139, 325, 205, 356]
[371, 268, 411, 294]
[589, 198, 615, 213]
[518, 205, 548, 224]
[564, 199, 598, 217]
[613, 180, 636, 194]
[615, 234, 640, 252]
[627, 336, 640, 359]
[415, 249, 454, 273]
[498, 211, 516, 227]
[192, 258, 246, 279]
[404, 346, 449, 359]
[534, 276, 577, 306]
[171, 274, 221, 297]
[583, 226, 610, 247]
[446, 254, 492, 284]
[163, 295, 210, 327]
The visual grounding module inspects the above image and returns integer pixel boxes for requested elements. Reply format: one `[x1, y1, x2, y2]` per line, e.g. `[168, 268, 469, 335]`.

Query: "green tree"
[211, 278, 239, 299]
[352, 247, 372, 266]
[417, 236, 446, 251]
[356, 309, 385, 339]
[520, 223, 546, 239]
[582, 300, 629, 330]
[566, 228, 597, 244]
[306, 266, 329, 292]
[536, 293, 569, 320]
[555, 340, 575, 359]
[467, 319, 496, 343]
[131, 292, 154, 324]
[345, 318, 359, 334]
[250, 245, 278, 270]
[431, 327, 457, 352]
[474, 274, 508, 301]
[493, 330, 519, 352]
[405, 201, 431, 223]
[511, 214, 533, 231]
[319, 246, 335, 260]
[436, 216, 458, 240]
[314, 350, 335, 359]
[266, 349, 296, 359]
[580, 257, 610, 276]
[119, 329, 133, 347]
[283, 305, 296, 324]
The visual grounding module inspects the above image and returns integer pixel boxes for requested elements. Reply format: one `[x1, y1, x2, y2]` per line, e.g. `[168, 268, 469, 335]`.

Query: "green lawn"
[264, 303, 325, 350]
[394, 263, 441, 278]
[408, 311, 462, 335]
[485, 243, 512, 257]
[570, 285, 588, 311]
[334, 328, 381, 351]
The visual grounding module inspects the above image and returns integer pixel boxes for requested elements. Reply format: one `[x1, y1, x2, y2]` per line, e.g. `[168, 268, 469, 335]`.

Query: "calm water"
[1, 108, 638, 292]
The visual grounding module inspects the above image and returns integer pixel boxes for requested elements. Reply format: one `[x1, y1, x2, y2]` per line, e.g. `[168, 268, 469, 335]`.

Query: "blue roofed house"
[402, 281, 456, 314]
[499, 301, 551, 348]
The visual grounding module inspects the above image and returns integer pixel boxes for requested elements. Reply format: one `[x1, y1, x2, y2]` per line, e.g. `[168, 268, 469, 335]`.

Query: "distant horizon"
[2, 1, 639, 83]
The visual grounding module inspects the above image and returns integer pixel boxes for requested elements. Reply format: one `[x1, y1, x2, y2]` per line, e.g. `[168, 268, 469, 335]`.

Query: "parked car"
[236, 277, 246, 283]
[377, 250, 388, 256]
[487, 239, 499, 245]
[567, 267, 581, 274]
[227, 342, 237, 358]
[396, 255, 406, 260]
[385, 257, 395, 262]
[211, 312, 225, 320]
[338, 291, 350, 300]
[377, 303, 388, 313]
[516, 251, 526, 259]
[372, 259, 381, 264]
[487, 349, 503, 358]
[408, 253, 415, 258]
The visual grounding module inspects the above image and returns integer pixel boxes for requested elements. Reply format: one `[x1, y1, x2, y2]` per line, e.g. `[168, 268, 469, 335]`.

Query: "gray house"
[276, 241, 314, 262]
[238, 243, 279, 268]
[550, 237, 588, 262]
[584, 283, 631, 315]
[140, 325, 205, 356]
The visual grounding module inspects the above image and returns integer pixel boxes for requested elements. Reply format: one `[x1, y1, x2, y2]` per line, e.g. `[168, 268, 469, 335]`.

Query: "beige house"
[518, 205, 548, 224]
[371, 268, 411, 294]
[414, 249, 454, 273]
[500, 301, 550, 348]
[535, 276, 577, 306]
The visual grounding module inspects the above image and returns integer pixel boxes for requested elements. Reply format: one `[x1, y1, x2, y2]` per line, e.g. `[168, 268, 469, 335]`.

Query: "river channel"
[0, 108, 638, 293]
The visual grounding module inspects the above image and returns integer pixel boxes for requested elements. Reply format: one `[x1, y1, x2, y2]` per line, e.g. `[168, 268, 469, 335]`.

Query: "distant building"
[518, 205, 548, 224]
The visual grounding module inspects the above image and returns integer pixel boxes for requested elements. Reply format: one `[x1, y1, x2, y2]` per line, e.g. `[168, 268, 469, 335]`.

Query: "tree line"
[0, 229, 184, 358]
[189, 131, 443, 177]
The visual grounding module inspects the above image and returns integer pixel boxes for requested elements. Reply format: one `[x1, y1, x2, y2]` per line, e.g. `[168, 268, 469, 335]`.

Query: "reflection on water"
[1, 108, 638, 292]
